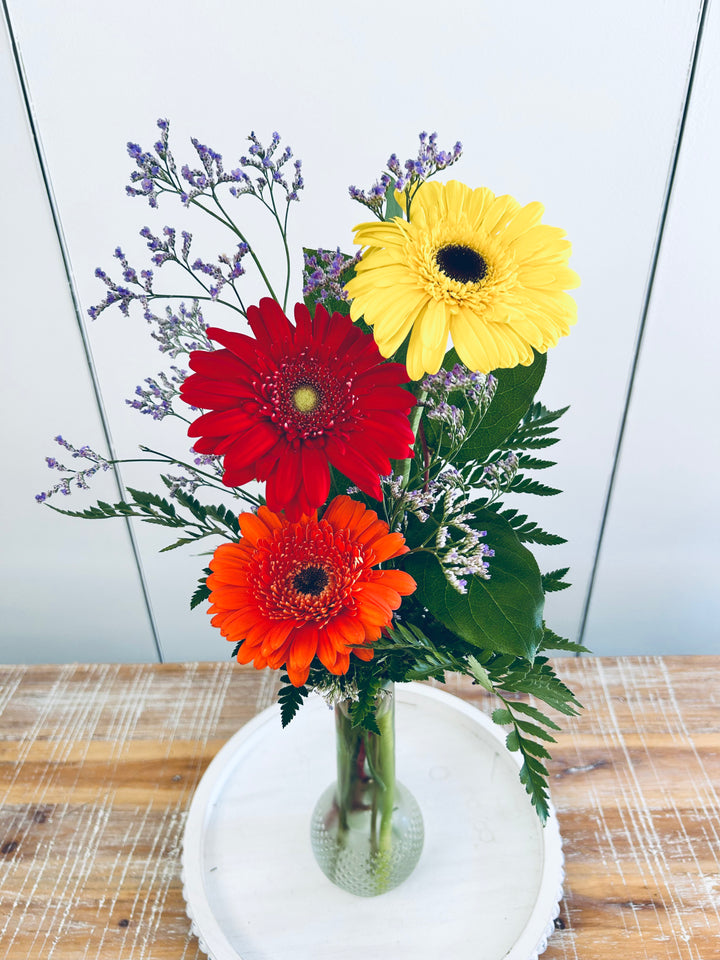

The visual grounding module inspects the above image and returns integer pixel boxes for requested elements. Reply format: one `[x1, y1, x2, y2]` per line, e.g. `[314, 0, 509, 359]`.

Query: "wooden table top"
[0, 657, 718, 960]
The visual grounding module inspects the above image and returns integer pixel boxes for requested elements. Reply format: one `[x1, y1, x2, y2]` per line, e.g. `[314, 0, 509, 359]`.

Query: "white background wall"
[1, 0, 717, 664]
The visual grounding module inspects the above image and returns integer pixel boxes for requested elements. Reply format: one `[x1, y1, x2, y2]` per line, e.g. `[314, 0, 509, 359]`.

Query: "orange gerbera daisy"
[207, 495, 417, 686]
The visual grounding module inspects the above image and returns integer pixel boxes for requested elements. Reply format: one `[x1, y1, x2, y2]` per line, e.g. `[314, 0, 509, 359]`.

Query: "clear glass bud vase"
[310, 683, 424, 896]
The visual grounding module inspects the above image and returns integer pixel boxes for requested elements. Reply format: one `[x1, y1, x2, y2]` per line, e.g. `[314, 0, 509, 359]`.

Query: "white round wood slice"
[182, 682, 564, 960]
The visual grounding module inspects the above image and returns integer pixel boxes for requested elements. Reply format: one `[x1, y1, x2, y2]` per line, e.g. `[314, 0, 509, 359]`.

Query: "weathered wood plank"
[0, 657, 718, 959]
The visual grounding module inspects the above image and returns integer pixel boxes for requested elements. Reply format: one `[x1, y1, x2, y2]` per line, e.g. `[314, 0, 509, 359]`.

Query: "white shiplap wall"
[1, 0, 716, 662]
[583, 0, 720, 655]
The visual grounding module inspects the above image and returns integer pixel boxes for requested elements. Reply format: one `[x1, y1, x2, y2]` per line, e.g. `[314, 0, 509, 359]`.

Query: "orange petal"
[368, 532, 409, 563]
[288, 625, 319, 671]
[238, 505, 285, 545]
[352, 646, 374, 662]
[376, 569, 416, 596]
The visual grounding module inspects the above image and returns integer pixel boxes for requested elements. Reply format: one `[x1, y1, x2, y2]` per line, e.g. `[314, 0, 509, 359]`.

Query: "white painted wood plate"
[182, 683, 564, 960]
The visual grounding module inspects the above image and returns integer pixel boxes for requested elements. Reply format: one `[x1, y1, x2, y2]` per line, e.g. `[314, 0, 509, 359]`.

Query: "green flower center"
[292, 384, 320, 413]
[293, 565, 329, 596]
[435, 244, 487, 284]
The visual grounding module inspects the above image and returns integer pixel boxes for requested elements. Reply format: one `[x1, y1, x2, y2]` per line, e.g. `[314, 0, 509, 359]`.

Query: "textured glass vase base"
[310, 780, 424, 896]
[182, 683, 564, 960]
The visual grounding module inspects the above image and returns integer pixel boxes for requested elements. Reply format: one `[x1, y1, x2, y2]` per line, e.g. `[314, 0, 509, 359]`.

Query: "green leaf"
[490, 508, 567, 546]
[519, 737, 552, 760]
[384, 180, 404, 220]
[541, 568, 572, 593]
[519, 760, 550, 823]
[403, 509, 545, 660]
[190, 568, 212, 610]
[491, 707, 513, 726]
[278, 677, 308, 728]
[349, 676, 384, 735]
[128, 487, 178, 519]
[457, 351, 547, 463]
[510, 476, 562, 497]
[516, 455, 557, 470]
[539, 625, 590, 654]
[160, 536, 201, 553]
[507, 664, 581, 716]
[467, 655, 493, 691]
[510, 701, 562, 731]
[514, 718, 556, 743]
[506, 403, 568, 453]
[302, 247, 356, 318]
[46, 502, 122, 521]
[204, 503, 241, 536]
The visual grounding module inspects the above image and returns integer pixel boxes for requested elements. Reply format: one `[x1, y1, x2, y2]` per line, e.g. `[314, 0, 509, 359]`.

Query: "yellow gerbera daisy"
[345, 180, 580, 380]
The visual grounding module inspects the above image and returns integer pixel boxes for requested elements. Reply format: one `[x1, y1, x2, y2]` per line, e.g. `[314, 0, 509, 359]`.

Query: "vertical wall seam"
[2, 1, 166, 663]
[576, 0, 712, 650]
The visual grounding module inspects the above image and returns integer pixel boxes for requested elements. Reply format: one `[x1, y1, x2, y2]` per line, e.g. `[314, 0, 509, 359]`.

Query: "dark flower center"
[435, 244, 487, 284]
[293, 565, 329, 596]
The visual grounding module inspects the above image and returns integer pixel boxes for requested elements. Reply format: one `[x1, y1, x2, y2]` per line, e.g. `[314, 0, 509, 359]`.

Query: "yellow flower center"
[292, 384, 320, 413]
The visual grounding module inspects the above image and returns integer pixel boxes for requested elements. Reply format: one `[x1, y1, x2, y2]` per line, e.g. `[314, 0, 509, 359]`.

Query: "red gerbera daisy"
[206, 495, 417, 687]
[180, 298, 416, 520]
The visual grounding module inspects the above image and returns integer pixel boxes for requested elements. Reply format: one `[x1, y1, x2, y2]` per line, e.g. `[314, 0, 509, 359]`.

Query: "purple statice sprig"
[234, 131, 304, 205]
[123, 120, 302, 311]
[302, 247, 361, 304]
[35, 437, 112, 503]
[126, 120, 303, 210]
[90, 247, 214, 357]
[149, 301, 212, 358]
[475, 452, 520, 501]
[348, 173, 392, 219]
[89, 224, 251, 323]
[381, 468, 494, 594]
[36, 434, 261, 508]
[349, 131, 463, 221]
[127, 366, 192, 422]
[420, 364, 497, 456]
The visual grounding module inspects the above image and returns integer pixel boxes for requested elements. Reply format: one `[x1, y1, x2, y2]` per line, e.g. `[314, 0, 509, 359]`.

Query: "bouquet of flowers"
[38, 122, 585, 825]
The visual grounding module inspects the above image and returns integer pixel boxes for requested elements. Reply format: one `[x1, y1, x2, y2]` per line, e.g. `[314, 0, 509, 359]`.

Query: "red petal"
[220, 422, 281, 466]
[189, 347, 257, 381]
[301, 443, 331, 506]
[206, 328, 262, 366]
[325, 440, 382, 499]
[293, 302, 313, 347]
[265, 449, 302, 513]
[181, 376, 255, 408]
[188, 407, 255, 438]
[355, 387, 416, 411]
[353, 363, 411, 390]
[248, 299, 294, 356]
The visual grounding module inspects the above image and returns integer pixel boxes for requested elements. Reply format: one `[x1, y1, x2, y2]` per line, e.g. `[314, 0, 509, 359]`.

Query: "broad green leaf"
[402, 509, 544, 660]
[302, 247, 356, 318]
[384, 181, 404, 221]
[457, 351, 547, 463]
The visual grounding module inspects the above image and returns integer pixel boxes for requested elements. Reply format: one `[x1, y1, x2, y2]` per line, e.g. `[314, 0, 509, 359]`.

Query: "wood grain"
[0, 657, 718, 959]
